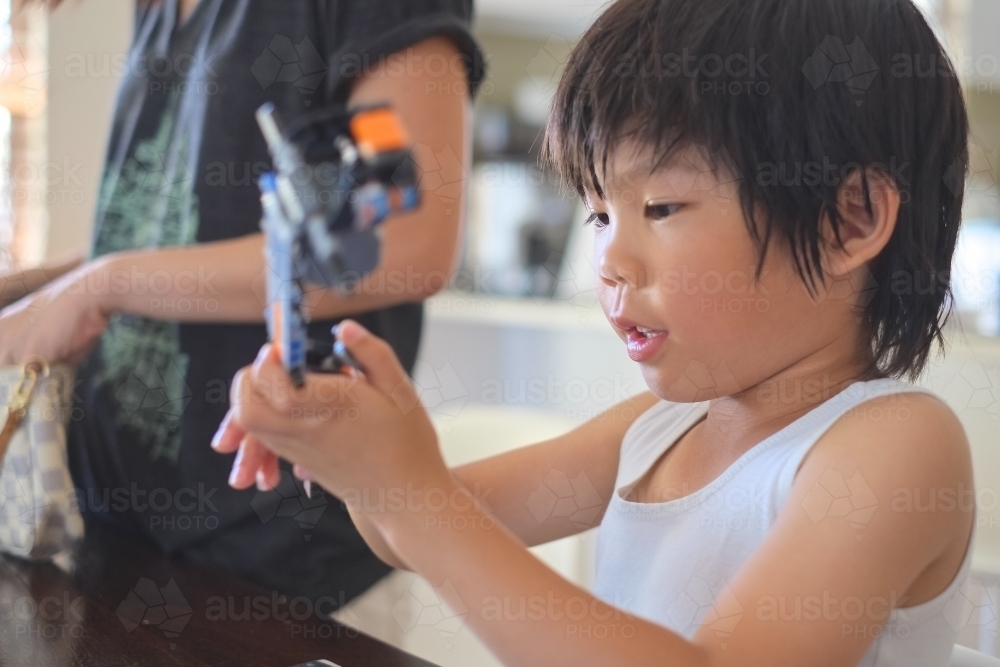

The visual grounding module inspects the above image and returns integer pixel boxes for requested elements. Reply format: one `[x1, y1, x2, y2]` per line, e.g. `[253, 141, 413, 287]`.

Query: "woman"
[0, 0, 483, 609]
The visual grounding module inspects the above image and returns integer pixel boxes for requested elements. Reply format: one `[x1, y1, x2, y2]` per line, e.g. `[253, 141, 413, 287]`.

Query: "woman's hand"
[0, 250, 85, 310]
[0, 257, 114, 366]
[212, 320, 453, 527]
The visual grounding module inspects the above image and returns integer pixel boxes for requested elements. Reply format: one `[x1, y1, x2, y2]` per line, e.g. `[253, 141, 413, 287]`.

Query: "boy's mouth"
[625, 326, 668, 362]
[607, 314, 669, 362]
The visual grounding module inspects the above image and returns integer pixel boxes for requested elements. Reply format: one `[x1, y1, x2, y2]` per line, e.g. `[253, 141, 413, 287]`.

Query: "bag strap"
[0, 359, 48, 462]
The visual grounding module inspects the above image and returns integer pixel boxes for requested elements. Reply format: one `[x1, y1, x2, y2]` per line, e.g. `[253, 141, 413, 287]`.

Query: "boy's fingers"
[221, 346, 308, 493]
[229, 435, 268, 489]
[253, 343, 280, 370]
[211, 410, 244, 453]
[292, 463, 315, 482]
[336, 319, 419, 409]
[228, 437, 252, 489]
[231, 366, 274, 424]
[251, 344, 297, 414]
[230, 366, 249, 408]
[230, 365, 298, 433]
[256, 450, 281, 491]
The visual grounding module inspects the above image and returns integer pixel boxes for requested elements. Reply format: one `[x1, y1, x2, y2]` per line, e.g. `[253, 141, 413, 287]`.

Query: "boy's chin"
[640, 360, 740, 404]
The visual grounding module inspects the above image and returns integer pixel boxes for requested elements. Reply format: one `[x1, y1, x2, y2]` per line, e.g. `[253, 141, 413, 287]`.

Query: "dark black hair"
[543, 0, 970, 380]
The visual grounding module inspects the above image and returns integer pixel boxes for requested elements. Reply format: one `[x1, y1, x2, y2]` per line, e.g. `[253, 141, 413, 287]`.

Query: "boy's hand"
[211, 320, 451, 515]
[210, 344, 284, 492]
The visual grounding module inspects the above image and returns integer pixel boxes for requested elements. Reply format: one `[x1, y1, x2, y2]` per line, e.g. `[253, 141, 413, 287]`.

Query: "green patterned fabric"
[90, 96, 199, 464]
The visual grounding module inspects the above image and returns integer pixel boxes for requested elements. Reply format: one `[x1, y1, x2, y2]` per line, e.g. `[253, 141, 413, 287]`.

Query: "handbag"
[0, 359, 83, 559]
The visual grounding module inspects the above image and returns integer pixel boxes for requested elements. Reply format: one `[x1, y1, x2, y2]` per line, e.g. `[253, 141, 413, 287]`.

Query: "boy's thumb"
[336, 320, 420, 412]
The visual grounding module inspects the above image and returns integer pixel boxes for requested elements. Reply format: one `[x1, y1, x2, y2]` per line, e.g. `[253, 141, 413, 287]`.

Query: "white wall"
[44, 0, 131, 259]
[474, 0, 608, 37]
[967, 0, 1000, 86]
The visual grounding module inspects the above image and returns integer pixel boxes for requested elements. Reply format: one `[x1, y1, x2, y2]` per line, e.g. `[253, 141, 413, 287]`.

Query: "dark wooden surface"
[0, 523, 437, 667]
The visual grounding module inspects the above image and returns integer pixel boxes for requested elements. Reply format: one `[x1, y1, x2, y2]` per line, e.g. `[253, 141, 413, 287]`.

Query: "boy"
[216, 0, 975, 664]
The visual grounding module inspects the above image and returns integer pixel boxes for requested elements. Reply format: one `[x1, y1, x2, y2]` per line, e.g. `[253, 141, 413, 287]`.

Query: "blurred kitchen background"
[0, 0, 997, 664]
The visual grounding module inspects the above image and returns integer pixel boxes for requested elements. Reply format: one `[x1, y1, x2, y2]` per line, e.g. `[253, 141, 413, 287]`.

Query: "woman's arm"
[347, 391, 660, 569]
[0, 250, 84, 310]
[98, 35, 471, 324]
[0, 36, 470, 363]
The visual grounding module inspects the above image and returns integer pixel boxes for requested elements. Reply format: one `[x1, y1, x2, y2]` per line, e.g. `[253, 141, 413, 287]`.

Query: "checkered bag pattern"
[0, 365, 83, 560]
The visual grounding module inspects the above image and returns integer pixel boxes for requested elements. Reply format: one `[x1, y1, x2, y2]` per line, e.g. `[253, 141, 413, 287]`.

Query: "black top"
[69, 0, 484, 605]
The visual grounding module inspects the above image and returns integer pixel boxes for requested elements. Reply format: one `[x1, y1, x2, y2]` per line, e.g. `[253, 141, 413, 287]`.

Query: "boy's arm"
[453, 391, 659, 545]
[220, 327, 973, 666]
[371, 392, 973, 667]
[348, 391, 659, 569]
[689, 391, 975, 664]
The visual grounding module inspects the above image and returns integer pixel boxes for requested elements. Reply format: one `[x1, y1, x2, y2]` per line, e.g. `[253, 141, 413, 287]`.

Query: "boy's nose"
[597, 223, 645, 289]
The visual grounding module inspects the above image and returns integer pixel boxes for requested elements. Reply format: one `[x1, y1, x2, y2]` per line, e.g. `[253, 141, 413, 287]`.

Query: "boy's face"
[588, 143, 854, 402]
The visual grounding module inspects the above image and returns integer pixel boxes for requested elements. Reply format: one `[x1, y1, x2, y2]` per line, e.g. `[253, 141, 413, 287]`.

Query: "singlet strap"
[775, 378, 940, 503]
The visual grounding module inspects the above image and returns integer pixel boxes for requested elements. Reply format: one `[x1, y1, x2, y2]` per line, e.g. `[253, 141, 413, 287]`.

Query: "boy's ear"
[822, 168, 901, 278]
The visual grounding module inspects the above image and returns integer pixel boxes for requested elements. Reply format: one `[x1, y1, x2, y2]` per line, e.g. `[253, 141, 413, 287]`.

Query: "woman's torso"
[68, 0, 482, 604]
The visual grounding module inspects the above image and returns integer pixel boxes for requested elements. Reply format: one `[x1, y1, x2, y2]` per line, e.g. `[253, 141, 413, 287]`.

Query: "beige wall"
[44, 0, 131, 259]
[966, 90, 1000, 181]
[474, 30, 571, 112]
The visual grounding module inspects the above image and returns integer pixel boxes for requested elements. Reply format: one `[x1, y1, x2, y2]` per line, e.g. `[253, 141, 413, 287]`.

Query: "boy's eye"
[584, 211, 610, 227]
[645, 202, 681, 219]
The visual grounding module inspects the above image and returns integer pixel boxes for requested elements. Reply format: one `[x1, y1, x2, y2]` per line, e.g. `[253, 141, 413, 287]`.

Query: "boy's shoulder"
[792, 389, 975, 596]
[800, 389, 973, 520]
[829, 390, 967, 456]
[811, 390, 969, 472]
